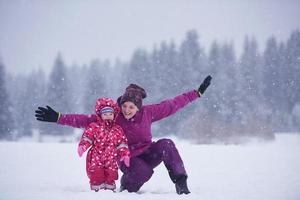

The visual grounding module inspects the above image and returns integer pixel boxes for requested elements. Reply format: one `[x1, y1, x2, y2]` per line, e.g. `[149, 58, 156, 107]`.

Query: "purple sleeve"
[58, 114, 97, 129]
[144, 90, 200, 122]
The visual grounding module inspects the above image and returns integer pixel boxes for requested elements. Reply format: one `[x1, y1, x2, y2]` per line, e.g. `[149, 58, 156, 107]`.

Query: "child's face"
[101, 112, 114, 121]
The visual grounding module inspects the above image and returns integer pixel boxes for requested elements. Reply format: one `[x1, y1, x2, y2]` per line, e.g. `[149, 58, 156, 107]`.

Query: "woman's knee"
[122, 162, 154, 192]
[125, 169, 153, 192]
[122, 157, 154, 183]
[156, 138, 176, 149]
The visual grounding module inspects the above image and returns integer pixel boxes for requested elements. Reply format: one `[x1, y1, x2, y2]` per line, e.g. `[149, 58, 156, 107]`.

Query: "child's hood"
[95, 97, 120, 122]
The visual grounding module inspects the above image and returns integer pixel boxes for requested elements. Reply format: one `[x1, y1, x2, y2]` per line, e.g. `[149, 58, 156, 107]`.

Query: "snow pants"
[120, 138, 187, 192]
[86, 151, 119, 191]
[88, 167, 118, 190]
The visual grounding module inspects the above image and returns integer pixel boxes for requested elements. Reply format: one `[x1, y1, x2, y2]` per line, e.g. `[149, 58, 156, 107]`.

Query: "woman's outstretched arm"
[145, 75, 212, 122]
[35, 106, 97, 128]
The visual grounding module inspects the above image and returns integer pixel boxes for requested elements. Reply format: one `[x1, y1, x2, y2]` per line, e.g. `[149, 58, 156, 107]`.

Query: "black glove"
[198, 75, 212, 95]
[35, 106, 60, 123]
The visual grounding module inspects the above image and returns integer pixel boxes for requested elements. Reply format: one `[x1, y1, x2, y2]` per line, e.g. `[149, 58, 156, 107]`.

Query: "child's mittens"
[120, 155, 130, 167]
[77, 145, 87, 157]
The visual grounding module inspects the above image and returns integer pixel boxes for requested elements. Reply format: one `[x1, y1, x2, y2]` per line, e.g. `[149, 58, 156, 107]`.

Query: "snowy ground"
[1, 134, 300, 200]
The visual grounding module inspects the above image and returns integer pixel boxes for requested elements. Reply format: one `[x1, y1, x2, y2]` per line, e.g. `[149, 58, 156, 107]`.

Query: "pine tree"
[178, 30, 205, 90]
[127, 48, 152, 90]
[83, 59, 107, 113]
[10, 70, 46, 138]
[149, 41, 180, 136]
[151, 41, 178, 101]
[171, 30, 206, 135]
[27, 70, 47, 135]
[277, 42, 288, 112]
[262, 36, 287, 130]
[43, 53, 72, 135]
[263, 37, 280, 108]
[11, 74, 31, 138]
[206, 41, 222, 116]
[111, 59, 128, 99]
[219, 42, 237, 121]
[200, 41, 238, 139]
[285, 30, 300, 130]
[68, 64, 85, 114]
[285, 30, 300, 113]
[238, 36, 262, 123]
[0, 62, 14, 140]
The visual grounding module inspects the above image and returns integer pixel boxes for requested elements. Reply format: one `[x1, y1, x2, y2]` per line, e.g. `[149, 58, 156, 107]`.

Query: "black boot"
[119, 175, 127, 192]
[175, 175, 191, 195]
[120, 185, 126, 192]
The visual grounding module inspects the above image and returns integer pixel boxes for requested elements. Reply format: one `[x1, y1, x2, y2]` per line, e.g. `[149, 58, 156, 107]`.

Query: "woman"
[35, 75, 212, 194]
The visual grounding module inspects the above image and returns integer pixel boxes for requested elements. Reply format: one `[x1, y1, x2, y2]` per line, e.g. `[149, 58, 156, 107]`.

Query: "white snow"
[1, 134, 300, 200]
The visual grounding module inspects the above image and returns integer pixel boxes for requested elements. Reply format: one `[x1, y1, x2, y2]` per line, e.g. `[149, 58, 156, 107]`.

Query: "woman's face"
[121, 101, 139, 119]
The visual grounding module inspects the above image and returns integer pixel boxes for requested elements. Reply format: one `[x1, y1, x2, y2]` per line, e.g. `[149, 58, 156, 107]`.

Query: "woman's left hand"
[198, 75, 212, 95]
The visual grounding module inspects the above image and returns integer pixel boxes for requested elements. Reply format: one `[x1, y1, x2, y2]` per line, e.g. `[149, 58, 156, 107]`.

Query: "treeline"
[0, 29, 299, 143]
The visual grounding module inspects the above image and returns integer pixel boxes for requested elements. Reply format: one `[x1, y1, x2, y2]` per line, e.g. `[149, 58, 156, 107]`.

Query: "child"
[77, 97, 130, 192]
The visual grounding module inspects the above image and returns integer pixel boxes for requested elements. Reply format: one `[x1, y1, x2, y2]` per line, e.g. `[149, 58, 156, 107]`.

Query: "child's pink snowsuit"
[78, 97, 130, 191]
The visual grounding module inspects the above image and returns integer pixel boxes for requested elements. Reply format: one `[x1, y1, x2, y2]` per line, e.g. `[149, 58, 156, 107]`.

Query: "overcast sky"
[0, 0, 300, 75]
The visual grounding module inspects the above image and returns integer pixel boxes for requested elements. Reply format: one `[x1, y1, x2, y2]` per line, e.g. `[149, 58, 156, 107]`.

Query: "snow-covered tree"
[67, 63, 86, 114]
[150, 41, 178, 101]
[285, 30, 300, 113]
[149, 41, 181, 136]
[177, 30, 206, 90]
[83, 59, 108, 113]
[215, 42, 238, 122]
[11, 70, 46, 138]
[263, 37, 281, 108]
[126, 48, 152, 91]
[206, 41, 222, 116]
[238, 36, 262, 122]
[0, 62, 14, 140]
[285, 30, 300, 130]
[43, 53, 72, 135]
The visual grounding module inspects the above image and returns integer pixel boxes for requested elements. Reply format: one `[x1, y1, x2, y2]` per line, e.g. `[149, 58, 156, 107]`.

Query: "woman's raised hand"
[35, 105, 60, 123]
[198, 75, 212, 95]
